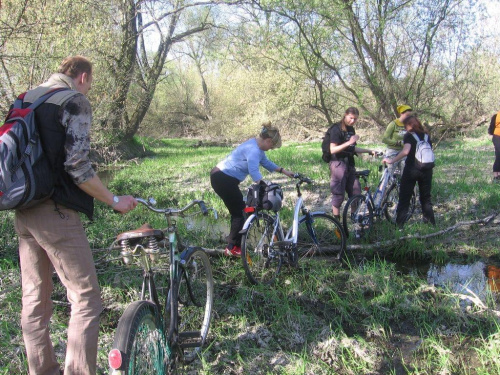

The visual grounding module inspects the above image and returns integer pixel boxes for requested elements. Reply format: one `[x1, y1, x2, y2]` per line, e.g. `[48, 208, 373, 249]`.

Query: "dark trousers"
[397, 167, 435, 226]
[210, 170, 245, 247]
[329, 160, 361, 209]
[493, 135, 500, 173]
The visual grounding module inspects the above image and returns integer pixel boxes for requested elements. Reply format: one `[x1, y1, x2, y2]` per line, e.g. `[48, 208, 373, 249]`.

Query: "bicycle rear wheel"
[241, 212, 283, 285]
[297, 213, 346, 261]
[110, 300, 169, 374]
[383, 183, 416, 223]
[342, 194, 373, 240]
[166, 248, 214, 364]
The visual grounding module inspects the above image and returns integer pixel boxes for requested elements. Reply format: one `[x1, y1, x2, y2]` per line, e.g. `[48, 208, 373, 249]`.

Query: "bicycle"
[342, 164, 416, 239]
[108, 198, 215, 374]
[240, 174, 346, 285]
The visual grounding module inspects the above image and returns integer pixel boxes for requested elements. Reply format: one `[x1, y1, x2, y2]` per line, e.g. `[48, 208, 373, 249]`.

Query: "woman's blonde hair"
[257, 121, 282, 148]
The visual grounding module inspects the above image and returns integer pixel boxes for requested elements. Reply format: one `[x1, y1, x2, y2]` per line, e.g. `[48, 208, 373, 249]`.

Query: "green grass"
[0, 127, 499, 374]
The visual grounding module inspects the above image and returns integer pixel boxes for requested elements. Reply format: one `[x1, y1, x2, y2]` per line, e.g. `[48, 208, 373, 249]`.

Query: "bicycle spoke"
[241, 213, 282, 285]
[297, 213, 346, 261]
[175, 249, 213, 363]
[110, 301, 169, 374]
[343, 195, 373, 240]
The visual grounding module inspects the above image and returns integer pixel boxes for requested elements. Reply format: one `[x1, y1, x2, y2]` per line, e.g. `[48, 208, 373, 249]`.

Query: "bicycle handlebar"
[292, 173, 312, 184]
[135, 197, 211, 217]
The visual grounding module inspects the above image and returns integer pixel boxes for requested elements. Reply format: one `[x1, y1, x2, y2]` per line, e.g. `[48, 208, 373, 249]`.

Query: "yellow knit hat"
[397, 105, 412, 115]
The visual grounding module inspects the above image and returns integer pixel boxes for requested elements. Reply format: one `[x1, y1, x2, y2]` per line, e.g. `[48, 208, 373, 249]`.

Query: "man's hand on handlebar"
[113, 195, 138, 214]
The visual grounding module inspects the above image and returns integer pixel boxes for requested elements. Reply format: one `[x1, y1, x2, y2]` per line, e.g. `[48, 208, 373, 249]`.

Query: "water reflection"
[487, 265, 500, 293]
[184, 216, 229, 242]
[427, 261, 500, 302]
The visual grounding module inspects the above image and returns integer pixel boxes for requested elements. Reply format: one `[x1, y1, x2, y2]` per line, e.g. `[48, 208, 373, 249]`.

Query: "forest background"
[2, 1, 500, 374]
[2, 0, 500, 157]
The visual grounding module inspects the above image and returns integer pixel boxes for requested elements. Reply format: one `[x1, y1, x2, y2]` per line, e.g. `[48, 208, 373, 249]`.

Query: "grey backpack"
[0, 88, 70, 210]
[411, 132, 435, 170]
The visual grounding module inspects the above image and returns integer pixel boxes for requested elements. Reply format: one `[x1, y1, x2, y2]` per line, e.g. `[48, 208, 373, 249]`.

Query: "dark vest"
[23, 89, 94, 219]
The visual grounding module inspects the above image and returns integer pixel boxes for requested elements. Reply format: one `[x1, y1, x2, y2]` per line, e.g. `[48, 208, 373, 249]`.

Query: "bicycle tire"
[383, 183, 416, 223]
[241, 212, 283, 285]
[165, 249, 214, 364]
[111, 300, 169, 374]
[342, 194, 374, 240]
[297, 213, 346, 261]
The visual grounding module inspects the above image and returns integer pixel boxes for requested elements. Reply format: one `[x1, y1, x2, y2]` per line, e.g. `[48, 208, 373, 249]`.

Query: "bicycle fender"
[303, 211, 328, 218]
[179, 246, 203, 263]
[239, 213, 258, 234]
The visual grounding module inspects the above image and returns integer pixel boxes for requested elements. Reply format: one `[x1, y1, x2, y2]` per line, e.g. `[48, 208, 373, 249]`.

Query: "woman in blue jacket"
[210, 123, 295, 256]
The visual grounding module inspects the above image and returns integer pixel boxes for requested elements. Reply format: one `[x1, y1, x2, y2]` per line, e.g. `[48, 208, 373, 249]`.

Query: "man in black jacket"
[14, 56, 137, 375]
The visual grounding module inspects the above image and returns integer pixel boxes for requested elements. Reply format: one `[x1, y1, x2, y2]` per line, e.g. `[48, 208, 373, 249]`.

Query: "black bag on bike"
[246, 181, 283, 212]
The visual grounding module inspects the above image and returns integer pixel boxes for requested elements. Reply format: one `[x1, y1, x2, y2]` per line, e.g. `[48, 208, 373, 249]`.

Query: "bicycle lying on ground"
[108, 198, 215, 374]
[342, 164, 416, 239]
[240, 174, 346, 285]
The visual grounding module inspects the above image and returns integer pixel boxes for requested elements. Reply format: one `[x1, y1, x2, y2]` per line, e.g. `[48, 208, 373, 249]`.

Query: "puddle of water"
[398, 260, 500, 303]
[184, 216, 229, 242]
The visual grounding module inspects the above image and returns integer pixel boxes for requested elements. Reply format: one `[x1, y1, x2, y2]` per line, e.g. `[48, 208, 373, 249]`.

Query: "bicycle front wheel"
[241, 212, 282, 285]
[383, 183, 416, 224]
[167, 248, 214, 364]
[297, 213, 346, 261]
[343, 194, 374, 240]
[110, 301, 169, 374]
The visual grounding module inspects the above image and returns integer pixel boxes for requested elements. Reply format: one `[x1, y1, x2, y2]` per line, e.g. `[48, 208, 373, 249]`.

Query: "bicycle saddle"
[355, 170, 370, 177]
[116, 223, 165, 242]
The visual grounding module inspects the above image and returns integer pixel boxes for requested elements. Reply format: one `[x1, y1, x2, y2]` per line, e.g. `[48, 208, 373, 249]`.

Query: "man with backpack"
[12, 56, 137, 375]
[324, 107, 378, 220]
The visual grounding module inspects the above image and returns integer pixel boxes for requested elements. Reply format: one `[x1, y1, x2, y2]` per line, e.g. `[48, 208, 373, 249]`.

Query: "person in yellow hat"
[382, 104, 413, 176]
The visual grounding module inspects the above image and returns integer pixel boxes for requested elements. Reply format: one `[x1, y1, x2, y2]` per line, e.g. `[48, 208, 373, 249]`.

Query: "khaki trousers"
[14, 200, 103, 375]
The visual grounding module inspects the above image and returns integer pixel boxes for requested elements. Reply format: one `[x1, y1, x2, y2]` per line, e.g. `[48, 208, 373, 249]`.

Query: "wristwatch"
[111, 195, 120, 208]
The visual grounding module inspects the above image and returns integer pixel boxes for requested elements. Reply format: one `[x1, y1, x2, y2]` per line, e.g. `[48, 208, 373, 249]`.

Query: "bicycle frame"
[110, 199, 213, 368]
[358, 167, 394, 218]
[241, 176, 330, 252]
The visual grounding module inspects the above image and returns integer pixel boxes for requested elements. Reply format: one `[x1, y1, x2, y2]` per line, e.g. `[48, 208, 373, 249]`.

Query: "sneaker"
[224, 245, 241, 257]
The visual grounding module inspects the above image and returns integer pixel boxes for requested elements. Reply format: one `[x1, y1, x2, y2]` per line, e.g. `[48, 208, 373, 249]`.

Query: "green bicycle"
[108, 198, 215, 374]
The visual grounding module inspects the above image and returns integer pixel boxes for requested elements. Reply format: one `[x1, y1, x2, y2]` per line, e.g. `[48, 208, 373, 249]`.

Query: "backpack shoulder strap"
[26, 88, 72, 110]
[410, 132, 421, 142]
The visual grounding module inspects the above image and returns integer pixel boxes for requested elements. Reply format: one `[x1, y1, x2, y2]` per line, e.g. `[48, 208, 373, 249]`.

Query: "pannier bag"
[0, 88, 70, 210]
[246, 181, 283, 212]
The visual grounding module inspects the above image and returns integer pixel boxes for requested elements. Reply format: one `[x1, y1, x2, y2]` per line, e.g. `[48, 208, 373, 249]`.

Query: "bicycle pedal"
[179, 341, 203, 349]
[273, 240, 292, 249]
[179, 331, 201, 339]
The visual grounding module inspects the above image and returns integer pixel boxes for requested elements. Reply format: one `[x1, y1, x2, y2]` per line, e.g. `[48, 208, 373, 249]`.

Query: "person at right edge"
[488, 110, 500, 182]
[382, 104, 412, 176]
[383, 115, 436, 227]
[13, 56, 137, 375]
